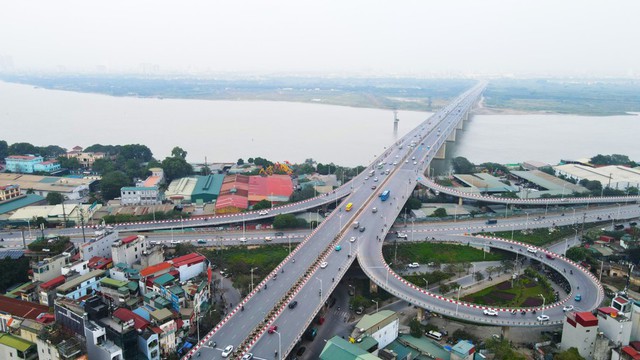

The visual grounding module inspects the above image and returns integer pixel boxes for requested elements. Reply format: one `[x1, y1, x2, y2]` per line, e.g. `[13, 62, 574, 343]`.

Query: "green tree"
[273, 214, 299, 229]
[171, 146, 188, 159]
[485, 338, 526, 360]
[46, 192, 65, 205]
[452, 156, 475, 174]
[174, 242, 197, 257]
[252, 200, 272, 210]
[161, 157, 193, 182]
[565, 247, 590, 262]
[431, 208, 447, 217]
[290, 186, 316, 202]
[479, 162, 508, 174]
[409, 318, 422, 338]
[8, 142, 38, 155]
[237, 158, 245, 165]
[38, 145, 67, 157]
[91, 158, 115, 174]
[118, 144, 153, 162]
[404, 197, 422, 210]
[0, 257, 30, 293]
[0, 140, 8, 159]
[33, 216, 48, 228]
[100, 171, 130, 200]
[439, 283, 450, 294]
[84, 144, 121, 155]
[554, 348, 586, 360]
[57, 156, 82, 170]
[474, 271, 485, 282]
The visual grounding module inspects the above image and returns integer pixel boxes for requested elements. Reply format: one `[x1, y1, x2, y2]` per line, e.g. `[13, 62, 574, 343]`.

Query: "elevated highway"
[418, 177, 640, 205]
[187, 83, 487, 359]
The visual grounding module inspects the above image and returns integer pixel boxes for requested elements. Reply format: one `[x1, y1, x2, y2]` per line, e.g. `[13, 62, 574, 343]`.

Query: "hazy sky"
[1, 0, 639, 76]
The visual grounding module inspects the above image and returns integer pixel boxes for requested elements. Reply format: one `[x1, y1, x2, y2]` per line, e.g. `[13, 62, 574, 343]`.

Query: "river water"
[1, 81, 638, 168]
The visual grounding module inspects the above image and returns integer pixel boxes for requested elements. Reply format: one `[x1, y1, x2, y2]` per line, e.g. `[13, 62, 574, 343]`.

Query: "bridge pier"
[434, 143, 446, 160]
[370, 279, 379, 294]
[446, 129, 456, 142]
[456, 119, 464, 130]
[416, 307, 424, 322]
[458, 197, 463, 206]
[501, 326, 510, 339]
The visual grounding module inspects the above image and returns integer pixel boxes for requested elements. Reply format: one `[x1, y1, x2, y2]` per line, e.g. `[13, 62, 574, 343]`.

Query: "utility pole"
[79, 208, 87, 243]
[61, 201, 68, 228]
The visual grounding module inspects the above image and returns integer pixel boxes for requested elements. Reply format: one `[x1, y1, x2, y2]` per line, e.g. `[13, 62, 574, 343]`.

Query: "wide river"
[1, 81, 638, 168]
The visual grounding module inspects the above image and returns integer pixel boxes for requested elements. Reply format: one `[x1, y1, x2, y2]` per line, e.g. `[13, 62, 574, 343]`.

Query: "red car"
[268, 325, 278, 334]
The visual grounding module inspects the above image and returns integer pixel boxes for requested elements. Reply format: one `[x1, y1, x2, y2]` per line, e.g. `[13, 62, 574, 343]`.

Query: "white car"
[222, 345, 234, 357]
[374, 178, 379, 182]
[413, 161, 418, 165]
[365, 176, 369, 180]
[397, 232, 408, 239]
[239, 238, 247, 243]
[537, 314, 550, 322]
[241, 354, 254, 360]
[562, 305, 574, 312]
[258, 210, 269, 216]
[349, 236, 357, 242]
[407, 262, 419, 268]
[170, 240, 180, 244]
[320, 262, 328, 269]
[526, 247, 537, 254]
[483, 309, 498, 316]
[405, 160, 409, 163]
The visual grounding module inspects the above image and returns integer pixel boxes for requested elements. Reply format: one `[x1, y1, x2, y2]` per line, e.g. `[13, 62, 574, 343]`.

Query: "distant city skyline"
[1, 0, 639, 77]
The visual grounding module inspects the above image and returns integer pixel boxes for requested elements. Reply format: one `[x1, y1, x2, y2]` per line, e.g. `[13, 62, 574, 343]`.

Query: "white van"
[426, 330, 442, 341]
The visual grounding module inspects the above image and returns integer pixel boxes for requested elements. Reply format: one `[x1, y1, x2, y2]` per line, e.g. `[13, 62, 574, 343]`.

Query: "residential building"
[65, 147, 107, 168]
[112, 308, 159, 360]
[61, 259, 89, 277]
[111, 235, 147, 267]
[0, 184, 21, 201]
[561, 311, 599, 359]
[79, 230, 120, 261]
[0, 295, 50, 332]
[150, 308, 177, 356]
[352, 310, 399, 349]
[84, 320, 123, 360]
[54, 298, 88, 338]
[169, 253, 206, 283]
[5, 155, 60, 174]
[0, 332, 37, 360]
[32, 252, 71, 283]
[139, 262, 172, 295]
[56, 269, 106, 300]
[39, 276, 66, 306]
[598, 307, 633, 346]
[140, 244, 164, 269]
[98, 278, 133, 308]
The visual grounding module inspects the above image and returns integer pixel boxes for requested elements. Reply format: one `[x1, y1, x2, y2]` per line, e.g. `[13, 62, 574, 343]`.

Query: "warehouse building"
[554, 164, 640, 190]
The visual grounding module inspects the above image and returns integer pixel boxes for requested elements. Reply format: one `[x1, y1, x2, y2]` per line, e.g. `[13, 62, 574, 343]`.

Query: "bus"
[345, 203, 353, 211]
[380, 190, 390, 201]
[368, 170, 375, 177]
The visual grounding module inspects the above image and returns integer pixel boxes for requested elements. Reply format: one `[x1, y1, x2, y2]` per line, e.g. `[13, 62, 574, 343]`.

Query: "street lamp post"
[26, 219, 32, 239]
[316, 277, 322, 298]
[250, 267, 258, 291]
[274, 330, 282, 360]
[423, 278, 428, 291]
[455, 286, 462, 316]
[539, 294, 546, 316]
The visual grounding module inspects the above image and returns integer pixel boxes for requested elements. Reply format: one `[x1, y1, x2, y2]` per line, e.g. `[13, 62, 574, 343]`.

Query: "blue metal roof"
[0, 194, 45, 215]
